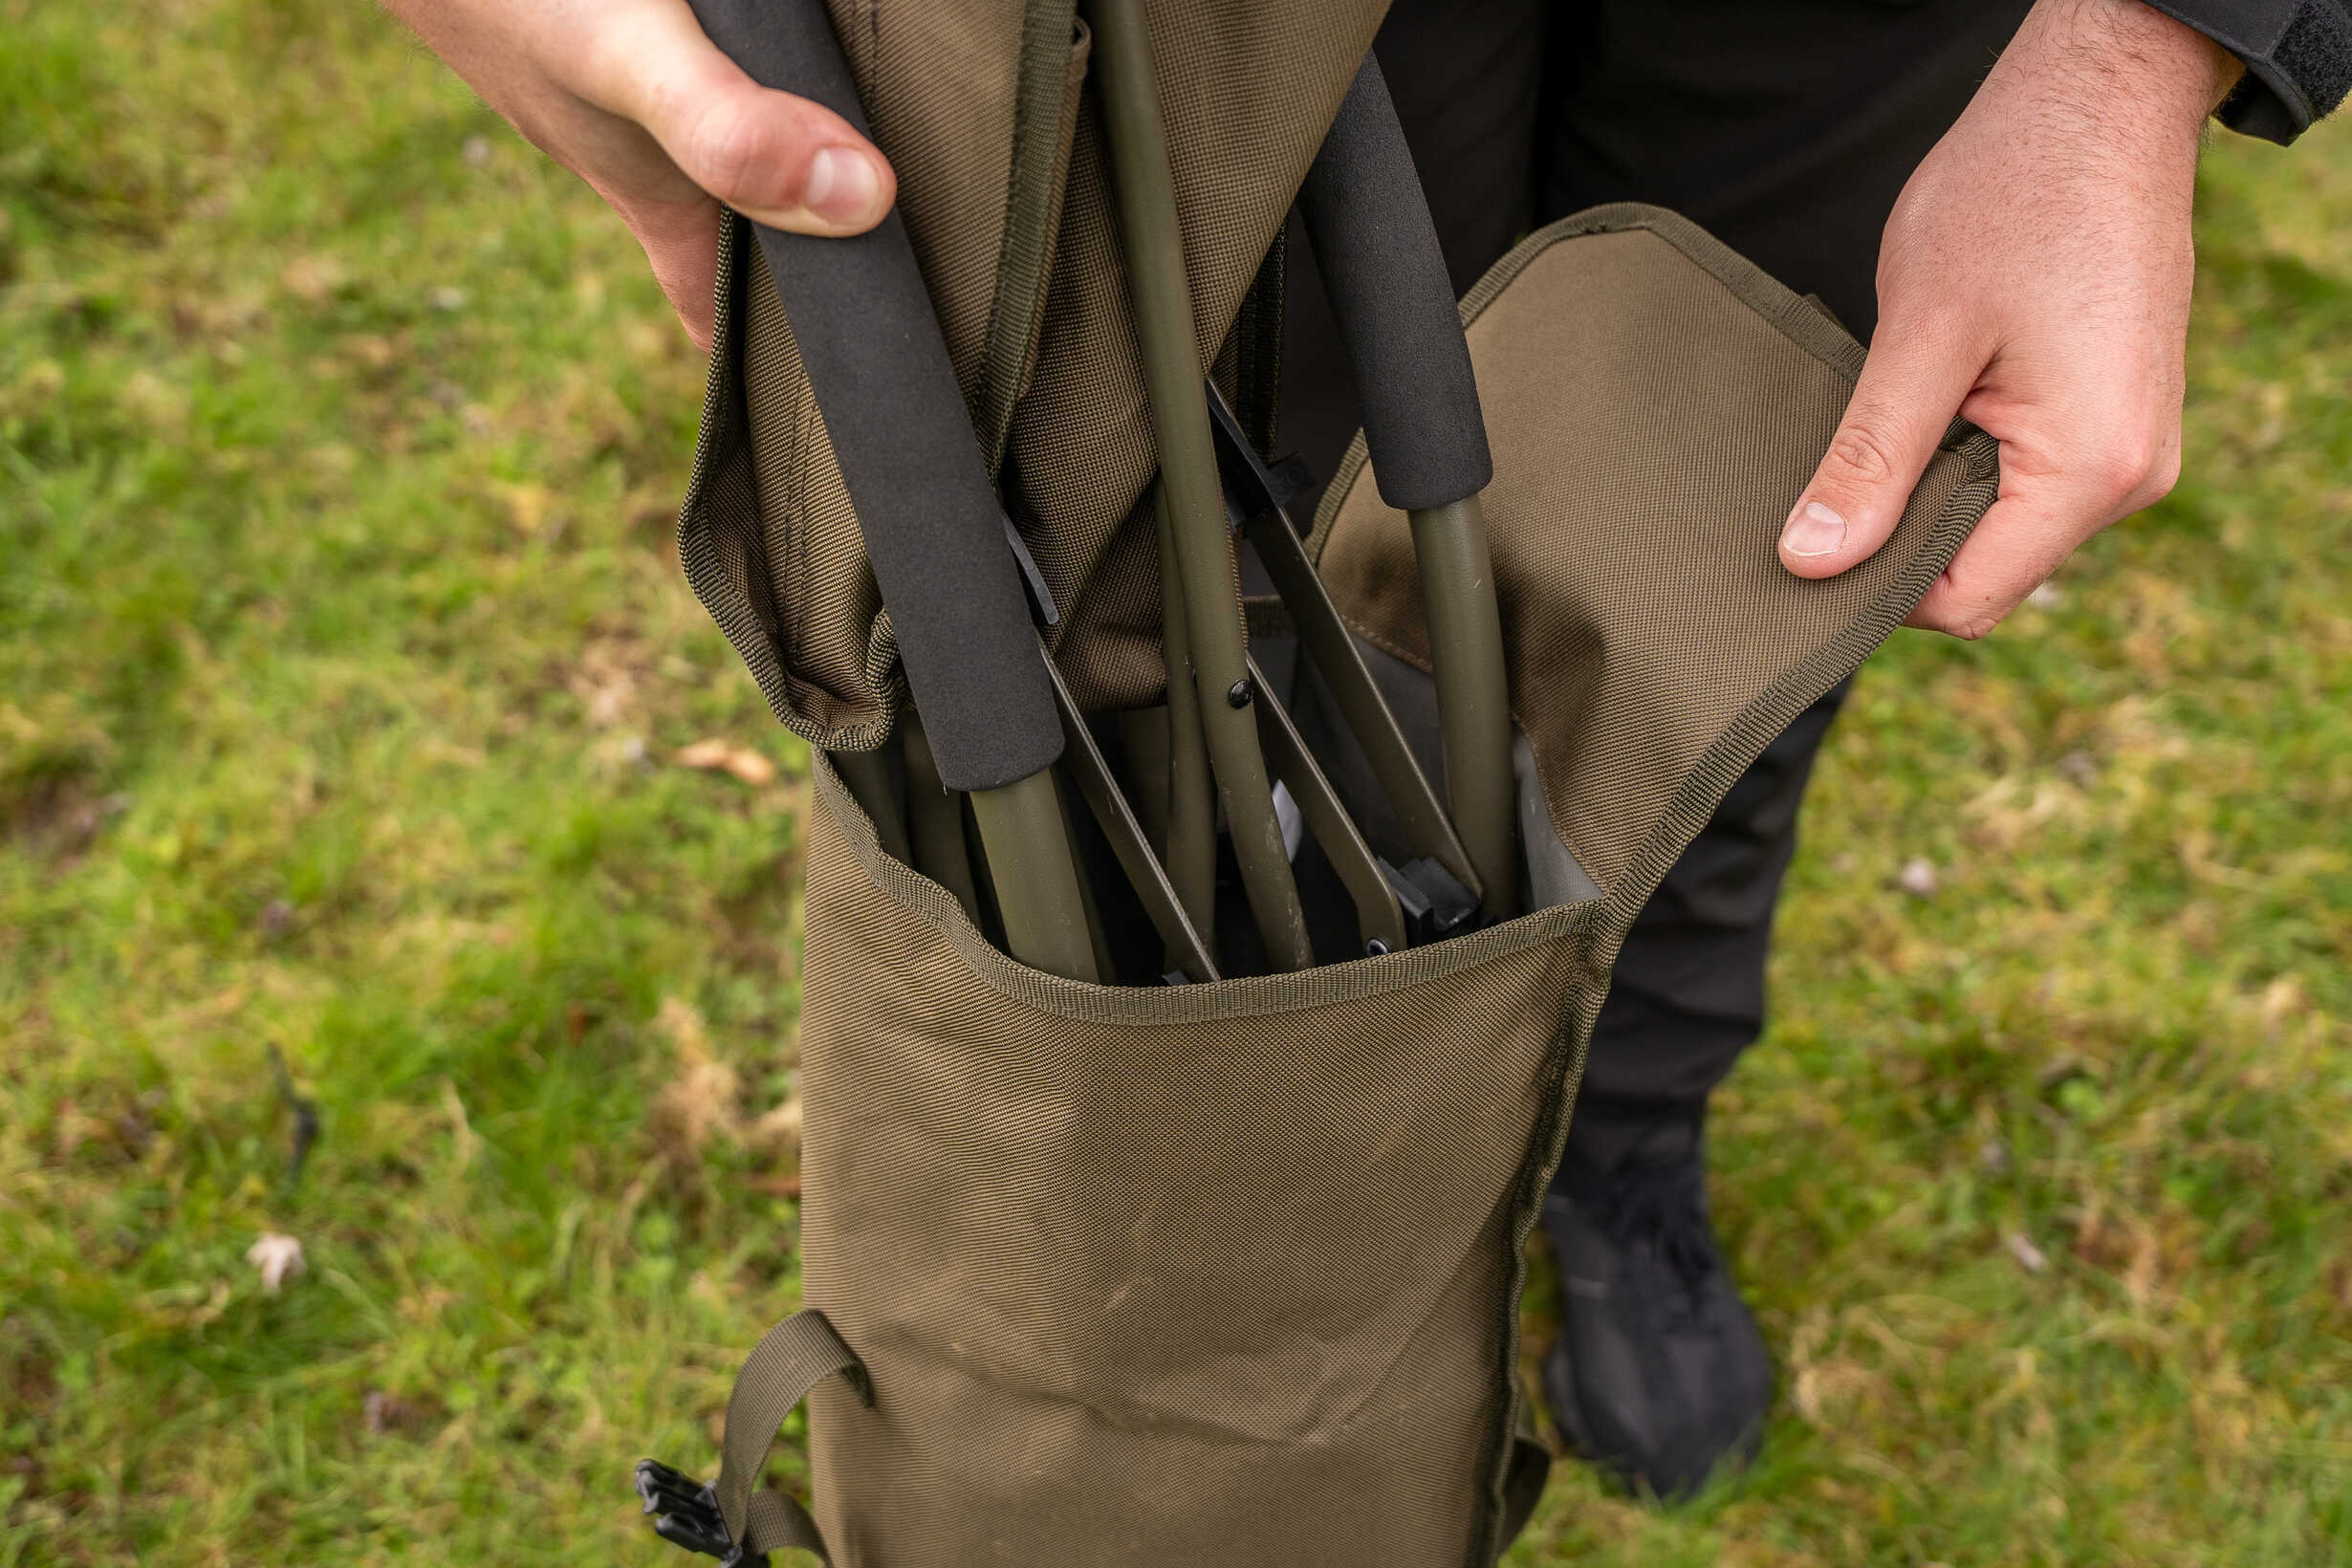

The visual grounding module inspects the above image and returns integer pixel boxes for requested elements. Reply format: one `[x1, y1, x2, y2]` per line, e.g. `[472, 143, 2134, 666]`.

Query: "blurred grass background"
[2, 2, 2347, 1563]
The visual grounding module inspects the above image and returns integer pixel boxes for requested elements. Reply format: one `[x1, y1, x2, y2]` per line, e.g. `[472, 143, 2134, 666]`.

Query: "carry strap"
[638, 1307, 870, 1566]
[719, 1310, 871, 1555]
[1496, 1427, 1552, 1555]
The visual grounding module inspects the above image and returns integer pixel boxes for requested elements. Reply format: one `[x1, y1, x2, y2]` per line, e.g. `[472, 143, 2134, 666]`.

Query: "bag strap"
[637, 1307, 871, 1567]
[1495, 1426, 1552, 1556]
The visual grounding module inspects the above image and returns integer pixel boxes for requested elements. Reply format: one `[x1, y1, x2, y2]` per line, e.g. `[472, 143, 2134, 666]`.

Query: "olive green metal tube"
[1064, 787, 1122, 984]
[1408, 494, 1517, 919]
[900, 714, 980, 924]
[1154, 487, 1216, 949]
[1249, 657, 1408, 959]
[1241, 503, 1483, 905]
[968, 770, 1100, 984]
[1113, 707, 1173, 853]
[1091, 0, 1312, 972]
[831, 747, 910, 865]
[1056, 656, 1218, 983]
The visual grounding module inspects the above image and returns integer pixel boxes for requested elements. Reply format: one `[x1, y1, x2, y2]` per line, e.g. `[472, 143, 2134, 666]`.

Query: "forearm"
[2020, 0, 2243, 129]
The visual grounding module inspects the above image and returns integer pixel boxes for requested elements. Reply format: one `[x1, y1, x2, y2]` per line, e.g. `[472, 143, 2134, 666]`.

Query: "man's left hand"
[1778, 0, 2241, 639]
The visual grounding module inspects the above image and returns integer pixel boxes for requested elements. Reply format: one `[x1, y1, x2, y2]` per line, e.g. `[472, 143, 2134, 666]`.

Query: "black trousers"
[1280, 0, 2033, 1151]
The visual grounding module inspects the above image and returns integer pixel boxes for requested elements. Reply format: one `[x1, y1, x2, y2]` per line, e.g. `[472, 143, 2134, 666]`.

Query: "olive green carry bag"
[632, 3, 1999, 1564]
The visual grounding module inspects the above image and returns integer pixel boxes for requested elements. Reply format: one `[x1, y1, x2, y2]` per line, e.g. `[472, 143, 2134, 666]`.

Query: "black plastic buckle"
[1379, 856, 1482, 946]
[635, 1459, 765, 1567]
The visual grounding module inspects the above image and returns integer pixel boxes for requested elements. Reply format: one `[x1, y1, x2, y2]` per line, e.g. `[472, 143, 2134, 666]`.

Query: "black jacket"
[2152, 0, 2351, 141]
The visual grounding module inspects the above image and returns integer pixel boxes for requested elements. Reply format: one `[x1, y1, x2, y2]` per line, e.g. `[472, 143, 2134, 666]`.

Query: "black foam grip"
[687, 0, 1061, 793]
[1296, 56, 1493, 512]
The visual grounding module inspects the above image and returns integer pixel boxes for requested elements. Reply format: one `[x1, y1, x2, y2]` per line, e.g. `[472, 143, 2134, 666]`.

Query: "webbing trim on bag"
[638, 1308, 870, 1567]
[979, 0, 1087, 471]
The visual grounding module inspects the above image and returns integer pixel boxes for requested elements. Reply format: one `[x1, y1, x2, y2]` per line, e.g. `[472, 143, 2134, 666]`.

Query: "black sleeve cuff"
[2140, 0, 2352, 143]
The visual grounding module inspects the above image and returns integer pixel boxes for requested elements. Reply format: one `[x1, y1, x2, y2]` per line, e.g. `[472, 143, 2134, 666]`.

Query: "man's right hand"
[382, 0, 897, 349]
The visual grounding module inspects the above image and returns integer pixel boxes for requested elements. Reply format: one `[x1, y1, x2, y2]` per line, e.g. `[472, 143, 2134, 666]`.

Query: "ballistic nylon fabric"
[679, 0, 1041, 753]
[741, 242, 896, 746]
[825, 1, 1032, 415]
[797, 761, 1595, 1568]
[714, 0, 1065, 795]
[678, 0, 1388, 752]
[773, 205, 1995, 1566]
[674, 226, 906, 755]
[1010, 1, 1386, 710]
[1315, 206, 2002, 892]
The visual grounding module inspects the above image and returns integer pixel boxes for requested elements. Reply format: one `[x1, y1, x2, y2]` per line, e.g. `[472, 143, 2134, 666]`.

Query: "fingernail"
[805, 146, 881, 225]
[1781, 499, 1846, 558]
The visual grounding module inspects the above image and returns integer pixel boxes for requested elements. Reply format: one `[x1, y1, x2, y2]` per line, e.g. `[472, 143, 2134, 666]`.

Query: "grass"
[2, 3, 2346, 1563]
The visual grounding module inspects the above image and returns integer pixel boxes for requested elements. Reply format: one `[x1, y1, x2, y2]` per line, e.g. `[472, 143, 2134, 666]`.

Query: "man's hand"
[382, 0, 897, 349]
[1777, 0, 2240, 639]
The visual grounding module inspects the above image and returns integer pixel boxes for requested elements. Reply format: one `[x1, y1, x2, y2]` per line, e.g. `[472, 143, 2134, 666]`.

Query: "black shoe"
[1539, 1116, 1771, 1500]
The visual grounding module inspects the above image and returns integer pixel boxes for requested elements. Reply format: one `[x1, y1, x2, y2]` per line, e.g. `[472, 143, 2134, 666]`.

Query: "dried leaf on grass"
[674, 738, 776, 787]
[246, 1232, 306, 1294]
[649, 996, 739, 1163]
[361, 1387, 443, 1439]
[279, 254, 344, 302]
[747, 1097, 803, 1153]
[648, 997, 803, 1178]
[440, 1078, 481, 1172]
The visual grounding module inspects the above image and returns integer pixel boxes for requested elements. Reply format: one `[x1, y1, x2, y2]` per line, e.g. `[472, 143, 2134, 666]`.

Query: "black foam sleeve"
[686, 0, 1062, 793]
[1296, 56, 1493, 512]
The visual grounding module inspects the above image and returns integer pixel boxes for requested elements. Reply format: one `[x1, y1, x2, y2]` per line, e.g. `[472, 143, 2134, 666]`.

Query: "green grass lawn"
[3, 3, 2347, 1563]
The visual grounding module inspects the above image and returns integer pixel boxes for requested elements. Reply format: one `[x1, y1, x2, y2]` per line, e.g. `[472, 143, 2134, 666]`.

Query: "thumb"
[1780, 316, 1985, 578]
[583, 0, 896, 236]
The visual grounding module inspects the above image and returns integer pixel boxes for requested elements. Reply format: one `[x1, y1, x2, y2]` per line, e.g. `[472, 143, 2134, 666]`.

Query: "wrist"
[2009, 0, 2243, 129]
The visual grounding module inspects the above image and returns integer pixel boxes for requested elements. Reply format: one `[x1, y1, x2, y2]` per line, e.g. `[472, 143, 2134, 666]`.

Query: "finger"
[628, 195, 726, 351]
[1902, 487, 2086, 639]
[577, 0, 896, 236]
[1780, 311, 1986, 579]
[1905, 437, 2176, 640]
[1905, 374, 2183, 637]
